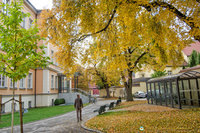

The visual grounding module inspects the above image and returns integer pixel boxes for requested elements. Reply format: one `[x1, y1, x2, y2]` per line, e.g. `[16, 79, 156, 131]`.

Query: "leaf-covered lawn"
[86, 101, 200, 132]
[114, 100, 147, 109]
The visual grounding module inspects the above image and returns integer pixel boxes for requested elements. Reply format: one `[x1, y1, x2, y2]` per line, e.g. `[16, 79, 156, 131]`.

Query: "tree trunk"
[19, 95, 23, 133]
[11, 80, 15, 133]
[105, 84, 110, 98]
[0, 95, 2, 122]
[126, 70, 133, 101]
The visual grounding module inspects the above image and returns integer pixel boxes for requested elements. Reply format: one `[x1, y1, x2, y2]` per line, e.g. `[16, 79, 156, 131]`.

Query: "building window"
[20, 12, 26, 28]
[51, 75, 54, 89]
[55, 76, 58, 89]
[29, 18, 33, 28]
[1, 104, 5, 113]
[0, 74, 7, 88]
[28, 73, 32, 88]
[28, 101, 31, 108]
[19, 78, 25, 88]
[2, 0, 10, 15]
[51, 50, 54, 63]
[168, 71, 172, 75]
[10, 79, 17, 88]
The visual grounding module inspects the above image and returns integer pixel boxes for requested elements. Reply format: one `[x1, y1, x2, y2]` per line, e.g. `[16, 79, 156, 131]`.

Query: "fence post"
[0, 95, 2, 121]
[19, 95, 23, 133]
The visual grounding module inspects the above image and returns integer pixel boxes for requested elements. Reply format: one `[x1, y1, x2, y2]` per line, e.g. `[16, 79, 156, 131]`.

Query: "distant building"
[88, 82, 99, 96]
[132, 41, 200, 94]
[182, 41, 200, 63]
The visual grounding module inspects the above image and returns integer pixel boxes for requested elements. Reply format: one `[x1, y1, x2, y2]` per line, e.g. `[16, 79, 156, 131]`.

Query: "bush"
[60, 98, 65, 104]
[54, 98, 65, 106]
[54, 99, 60, 106]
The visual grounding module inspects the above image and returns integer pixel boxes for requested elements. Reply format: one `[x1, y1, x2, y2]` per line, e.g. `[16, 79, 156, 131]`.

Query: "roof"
[133, 77, 151, 83]
[179, 65, 200, 73]
[24, 0, 41, 14]
[182, 41, 200, 56]
[147, 71, 200, 82]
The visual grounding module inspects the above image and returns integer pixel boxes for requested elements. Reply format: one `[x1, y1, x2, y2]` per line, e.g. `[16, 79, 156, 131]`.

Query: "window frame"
[55, 76, 58, 89]
[19, 78, 26, 89]
[0, 74, 7, 88]
[2, 0, 10, 15]
[29, 18, 33, 28]
[10, 78, 17, 89]
[27, 73, 33, 89]
[51, 75, 54, 89]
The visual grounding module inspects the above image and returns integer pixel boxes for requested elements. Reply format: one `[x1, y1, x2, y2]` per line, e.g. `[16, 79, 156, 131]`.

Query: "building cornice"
[24, 0, 41, 14]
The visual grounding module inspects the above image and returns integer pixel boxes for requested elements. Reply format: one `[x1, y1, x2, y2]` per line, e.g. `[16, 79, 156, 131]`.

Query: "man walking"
[74, 94, 83, 122]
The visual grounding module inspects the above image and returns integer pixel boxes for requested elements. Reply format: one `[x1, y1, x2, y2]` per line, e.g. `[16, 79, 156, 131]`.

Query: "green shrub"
[60, 98, 65, 104]
[54, 99, 60, 106]
[54, 98, 65, 106]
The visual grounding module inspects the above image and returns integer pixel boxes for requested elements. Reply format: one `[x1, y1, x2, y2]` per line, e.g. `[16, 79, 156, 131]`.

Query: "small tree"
[151, 70, 167, 78]
[0, 1, 49, 132]
[189, 50, 199, 67]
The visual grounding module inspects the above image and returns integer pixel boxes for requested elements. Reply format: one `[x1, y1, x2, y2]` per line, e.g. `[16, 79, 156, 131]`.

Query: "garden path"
[0, 99, 114, 133]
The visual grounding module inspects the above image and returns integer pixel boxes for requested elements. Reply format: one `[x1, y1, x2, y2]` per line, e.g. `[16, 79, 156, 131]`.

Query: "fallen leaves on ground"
[86, 101, 200, 133]
[114, 100, 147, 109]
[125, 104, 178, 112]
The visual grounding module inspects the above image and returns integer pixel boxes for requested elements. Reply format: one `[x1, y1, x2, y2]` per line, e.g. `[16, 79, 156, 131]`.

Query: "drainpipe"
[34, 11, 38, 108]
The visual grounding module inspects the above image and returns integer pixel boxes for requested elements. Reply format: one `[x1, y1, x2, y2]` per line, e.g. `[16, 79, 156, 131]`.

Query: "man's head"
[77, 94, 80, 98]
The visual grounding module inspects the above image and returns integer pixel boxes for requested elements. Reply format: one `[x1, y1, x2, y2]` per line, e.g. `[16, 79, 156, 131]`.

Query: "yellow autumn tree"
[83, 42, 121, 98]
[40, 0, 195, 101]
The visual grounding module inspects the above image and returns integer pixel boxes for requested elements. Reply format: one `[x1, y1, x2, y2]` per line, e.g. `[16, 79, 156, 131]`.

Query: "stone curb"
[81, 117, 102, 133]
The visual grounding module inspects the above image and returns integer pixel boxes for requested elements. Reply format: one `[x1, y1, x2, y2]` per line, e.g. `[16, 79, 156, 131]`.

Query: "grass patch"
[86, 101, 200, 132]
[0, 103, 89, 129]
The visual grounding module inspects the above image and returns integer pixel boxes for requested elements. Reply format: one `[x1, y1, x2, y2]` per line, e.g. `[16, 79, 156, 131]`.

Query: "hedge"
[54, 98, 65, 106]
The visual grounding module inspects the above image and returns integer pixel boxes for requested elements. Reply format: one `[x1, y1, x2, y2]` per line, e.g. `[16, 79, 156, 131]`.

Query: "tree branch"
[128, 47, 136, 54]
[127, 0, 200, 41]
[128, 1, 195, 28]
[133, 52, 146, 68]
[74, 4, 119, 42]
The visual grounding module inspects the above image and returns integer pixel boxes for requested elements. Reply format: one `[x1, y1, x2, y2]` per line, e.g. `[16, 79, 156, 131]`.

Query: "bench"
[93, 105, 107, 115]
[115, 99, 121, 106]
[94, 99, 122, 115]
[108, 102, 114, 109]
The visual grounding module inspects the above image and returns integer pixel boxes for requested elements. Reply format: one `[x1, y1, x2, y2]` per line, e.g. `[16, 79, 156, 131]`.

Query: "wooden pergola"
[146, 71, 200, 109]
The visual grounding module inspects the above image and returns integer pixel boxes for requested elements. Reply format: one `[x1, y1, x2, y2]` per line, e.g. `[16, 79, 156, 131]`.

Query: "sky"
[29, 0, 53, 9]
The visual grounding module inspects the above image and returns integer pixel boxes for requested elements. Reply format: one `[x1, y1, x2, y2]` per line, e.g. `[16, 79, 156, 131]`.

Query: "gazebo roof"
[147, 71, 200, 83]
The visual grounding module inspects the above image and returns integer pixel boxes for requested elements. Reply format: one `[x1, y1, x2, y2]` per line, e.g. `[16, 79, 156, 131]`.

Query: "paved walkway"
[0, 99, 114, 133]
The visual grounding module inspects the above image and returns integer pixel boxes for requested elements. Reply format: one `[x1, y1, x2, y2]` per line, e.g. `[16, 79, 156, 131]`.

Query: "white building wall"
[1, 94, 58, 113]
[2, 95, 34, 113]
